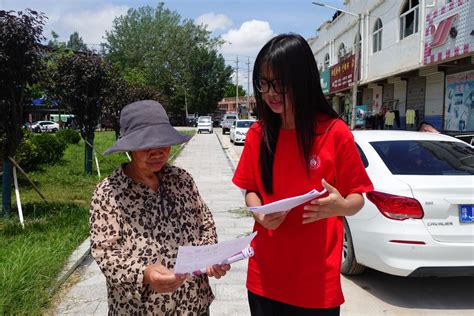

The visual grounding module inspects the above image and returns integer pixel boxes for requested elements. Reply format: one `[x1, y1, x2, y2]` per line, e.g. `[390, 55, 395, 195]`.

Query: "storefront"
[444, 70, 474, 132]
[329, 55, 357, 124]
[423, 0, 474, 132]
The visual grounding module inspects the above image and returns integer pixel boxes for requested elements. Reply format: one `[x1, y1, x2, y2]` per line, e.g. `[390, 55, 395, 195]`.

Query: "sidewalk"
[54, 131, 253, 315]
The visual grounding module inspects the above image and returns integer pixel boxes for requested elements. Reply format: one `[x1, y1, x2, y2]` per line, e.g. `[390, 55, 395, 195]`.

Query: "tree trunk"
[1, 159, 12, 217]
[84, 135, 94, 175]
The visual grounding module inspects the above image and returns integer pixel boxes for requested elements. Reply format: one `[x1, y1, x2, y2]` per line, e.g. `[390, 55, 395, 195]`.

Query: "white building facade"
[309, 0, 474, 133]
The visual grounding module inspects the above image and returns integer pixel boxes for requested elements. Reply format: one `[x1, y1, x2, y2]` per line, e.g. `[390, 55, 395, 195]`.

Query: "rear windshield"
[370, 140, 474, 175]
[237, 121, 255, 128]
[225, 115, 237, 120]
[198, 117, 211, 123]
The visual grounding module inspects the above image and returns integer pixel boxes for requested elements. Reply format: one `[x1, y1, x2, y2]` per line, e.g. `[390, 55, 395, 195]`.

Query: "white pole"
[350, 15, 362, 130]
[94, 151, 101, 178]
[125, 152, 132, 161]
[12, 166, 25, 228]
[235, 56, 239, 114]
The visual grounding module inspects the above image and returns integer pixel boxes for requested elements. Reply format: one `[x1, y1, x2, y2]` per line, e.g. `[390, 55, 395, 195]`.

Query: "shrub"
[30, 133, 67, 165]
[13, 139, 40, 171]
[56, 128, 81, 144]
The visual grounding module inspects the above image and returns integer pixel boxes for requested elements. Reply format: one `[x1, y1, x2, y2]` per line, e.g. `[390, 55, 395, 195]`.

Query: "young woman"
[232, 34, 373, 316]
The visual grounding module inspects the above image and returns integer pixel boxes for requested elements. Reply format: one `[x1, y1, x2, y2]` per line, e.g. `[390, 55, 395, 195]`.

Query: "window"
[354, 32, 362, 52]
[370, 140, 474, 175]
[373, 19, 383, 52]
[338, 43, 346, 62]
[400, 0, 419, 39]
[324, 53, 330, 70]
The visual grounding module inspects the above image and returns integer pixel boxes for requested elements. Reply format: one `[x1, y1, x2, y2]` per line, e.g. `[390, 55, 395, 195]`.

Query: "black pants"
[248, 291, 340, 316]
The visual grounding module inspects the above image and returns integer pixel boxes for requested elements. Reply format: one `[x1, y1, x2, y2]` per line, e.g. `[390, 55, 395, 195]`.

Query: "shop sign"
[424, 0, 473, 65]
[320, 69, 330, 95]
[444, 70, 474, 132]
[329, 55, 355, 94]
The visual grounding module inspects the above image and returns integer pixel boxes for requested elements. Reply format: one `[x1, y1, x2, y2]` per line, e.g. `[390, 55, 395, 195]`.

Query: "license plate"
[459, 205, 473, 223]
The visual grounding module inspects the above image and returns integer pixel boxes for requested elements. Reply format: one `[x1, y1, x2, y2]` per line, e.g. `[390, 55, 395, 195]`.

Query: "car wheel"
[341, 218, 365, 275]
[52, 128, 58, 132]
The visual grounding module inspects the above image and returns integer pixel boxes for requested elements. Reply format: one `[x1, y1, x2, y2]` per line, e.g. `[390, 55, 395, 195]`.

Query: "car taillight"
[366, 191, 424, 220]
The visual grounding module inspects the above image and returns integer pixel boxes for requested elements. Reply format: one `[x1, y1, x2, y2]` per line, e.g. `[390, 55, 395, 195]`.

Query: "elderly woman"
[90, 100, 229, 315]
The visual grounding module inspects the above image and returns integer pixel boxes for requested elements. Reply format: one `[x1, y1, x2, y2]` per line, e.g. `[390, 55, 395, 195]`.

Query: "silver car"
[196, 116, 213, 134]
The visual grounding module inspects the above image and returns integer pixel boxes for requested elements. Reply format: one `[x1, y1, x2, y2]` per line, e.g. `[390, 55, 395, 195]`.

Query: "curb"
[50, 237, 91, 294]
[215, 131, 237, 173]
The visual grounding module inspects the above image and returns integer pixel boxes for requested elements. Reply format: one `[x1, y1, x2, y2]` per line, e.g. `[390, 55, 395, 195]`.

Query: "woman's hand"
[205, 264, 231, 279]
[143, 263, 188, 293]
[302, 179, 363, 224]
[253, 210, 289, 230]
[245, 190, 289, 230]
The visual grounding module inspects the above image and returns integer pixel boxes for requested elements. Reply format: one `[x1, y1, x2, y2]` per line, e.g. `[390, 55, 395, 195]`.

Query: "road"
[214, 127, 474, 316]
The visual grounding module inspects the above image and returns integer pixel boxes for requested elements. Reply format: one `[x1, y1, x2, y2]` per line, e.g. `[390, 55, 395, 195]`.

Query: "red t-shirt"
[232, 115, 373, 308]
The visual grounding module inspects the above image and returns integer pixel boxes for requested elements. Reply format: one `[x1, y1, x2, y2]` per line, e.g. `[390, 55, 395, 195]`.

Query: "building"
[217, 96, 256, 117]
[309, 0, 474, 133]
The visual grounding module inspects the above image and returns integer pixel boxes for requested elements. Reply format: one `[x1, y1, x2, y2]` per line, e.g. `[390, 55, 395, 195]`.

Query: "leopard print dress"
[90, 164, 216, 315]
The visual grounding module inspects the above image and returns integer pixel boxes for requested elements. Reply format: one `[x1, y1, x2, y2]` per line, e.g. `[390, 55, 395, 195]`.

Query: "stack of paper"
[248, 188, 327, 215]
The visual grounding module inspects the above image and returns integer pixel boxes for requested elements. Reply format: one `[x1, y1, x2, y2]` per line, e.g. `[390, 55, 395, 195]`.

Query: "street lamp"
[312, 2, 361, 130]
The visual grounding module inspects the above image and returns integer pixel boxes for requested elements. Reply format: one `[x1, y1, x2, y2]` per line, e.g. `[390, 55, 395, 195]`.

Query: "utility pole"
[235, 56, 239, 114]
[184, 89, 188, 117]
[247, 57, 251, 116]
[350, 15, 361, 130]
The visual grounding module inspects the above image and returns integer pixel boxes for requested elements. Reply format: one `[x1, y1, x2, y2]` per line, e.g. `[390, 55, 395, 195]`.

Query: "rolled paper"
[193, 246, 254, 276]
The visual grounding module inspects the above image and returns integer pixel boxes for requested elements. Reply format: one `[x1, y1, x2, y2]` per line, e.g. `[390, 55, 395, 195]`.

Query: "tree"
[67, 31, 88, 52]
[0, 9, 45, 216]
[52, 52, 108, 174]
[186, 47, 233, 115]
[224, 83, 246, 98]
[102, 66, 163, 139]
[105, 3, 226, 116]
[47, 30, 64, 49]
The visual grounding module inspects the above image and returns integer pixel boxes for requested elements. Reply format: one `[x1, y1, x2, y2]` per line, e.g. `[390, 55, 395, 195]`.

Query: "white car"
[196, 116, 213, 134]
[343, 130, 474, 277]
[30, 120, 60, 133]
[229, 119, 256, 145]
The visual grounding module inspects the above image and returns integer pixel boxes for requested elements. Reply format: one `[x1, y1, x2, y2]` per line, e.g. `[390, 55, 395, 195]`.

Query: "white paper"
[174, 232, 257, 274]
[248, 188, 327, 215]
[197, 246, 254, 274]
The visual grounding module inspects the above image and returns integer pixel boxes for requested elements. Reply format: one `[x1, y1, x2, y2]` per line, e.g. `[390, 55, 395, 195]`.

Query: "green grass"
[0, 130, 194, 315]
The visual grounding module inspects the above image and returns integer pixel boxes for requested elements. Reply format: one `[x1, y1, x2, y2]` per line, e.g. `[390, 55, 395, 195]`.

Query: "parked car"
[229, 119, 256, 145]
[196, 116, 213, 134]
[343, 131, 474, 277]
[186, 117, 197, 127]
[30, 121, 60, 133]
[221, 113, 238, 134]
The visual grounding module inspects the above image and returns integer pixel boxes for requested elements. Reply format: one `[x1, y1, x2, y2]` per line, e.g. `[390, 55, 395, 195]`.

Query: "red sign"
[329, 54, 358, 94]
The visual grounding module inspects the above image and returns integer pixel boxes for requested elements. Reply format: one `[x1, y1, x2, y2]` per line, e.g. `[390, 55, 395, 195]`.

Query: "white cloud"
[219, 20, 276, 94]
[53, 4, 129, 46]
[195, 12, 232, 32]
[220, 20, 276, 58]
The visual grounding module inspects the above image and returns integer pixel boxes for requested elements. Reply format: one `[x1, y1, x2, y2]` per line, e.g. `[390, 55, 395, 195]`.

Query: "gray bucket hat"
[104, 100, 191, 155]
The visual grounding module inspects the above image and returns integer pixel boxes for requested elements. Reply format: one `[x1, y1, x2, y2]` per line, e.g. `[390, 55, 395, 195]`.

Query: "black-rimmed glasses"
[254, 78, 286, 94]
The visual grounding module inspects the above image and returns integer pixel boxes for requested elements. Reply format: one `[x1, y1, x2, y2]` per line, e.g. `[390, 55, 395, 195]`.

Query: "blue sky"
[3, 0, 344, 90]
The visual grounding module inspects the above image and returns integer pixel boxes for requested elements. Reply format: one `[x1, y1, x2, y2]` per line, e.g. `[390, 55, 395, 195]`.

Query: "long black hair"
[253, 33, 338, 194]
